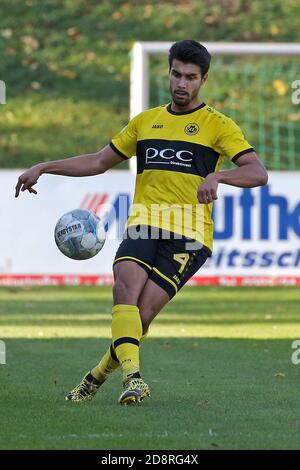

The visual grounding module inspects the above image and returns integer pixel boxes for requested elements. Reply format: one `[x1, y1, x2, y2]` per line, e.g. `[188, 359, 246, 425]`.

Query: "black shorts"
[113, 225, 211, 299]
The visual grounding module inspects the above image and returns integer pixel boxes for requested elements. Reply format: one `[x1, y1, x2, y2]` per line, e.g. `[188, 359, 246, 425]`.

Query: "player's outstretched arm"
[197, 152, 268, 204]
[15, 145, 123, 197]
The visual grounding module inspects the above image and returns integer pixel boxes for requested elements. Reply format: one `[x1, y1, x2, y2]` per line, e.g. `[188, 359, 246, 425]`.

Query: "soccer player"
[15, 40, 268, 405]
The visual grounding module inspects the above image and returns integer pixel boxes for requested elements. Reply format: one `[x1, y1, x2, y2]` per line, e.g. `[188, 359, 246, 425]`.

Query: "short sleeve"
[214, 117, 254, 163]
[110, 114, 141, 160]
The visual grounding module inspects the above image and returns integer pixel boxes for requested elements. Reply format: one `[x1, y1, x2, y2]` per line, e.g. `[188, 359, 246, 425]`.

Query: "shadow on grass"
[1, 297, 300, 326]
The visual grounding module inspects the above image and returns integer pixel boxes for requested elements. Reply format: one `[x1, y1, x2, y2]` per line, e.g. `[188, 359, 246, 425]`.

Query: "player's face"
[169, 59, 207, 111]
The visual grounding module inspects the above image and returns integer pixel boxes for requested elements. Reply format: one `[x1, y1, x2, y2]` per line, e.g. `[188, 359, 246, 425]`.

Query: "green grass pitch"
[0, 286, 300, 450]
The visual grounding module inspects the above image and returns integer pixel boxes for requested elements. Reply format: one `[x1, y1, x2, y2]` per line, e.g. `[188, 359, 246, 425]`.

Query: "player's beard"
[170, 86, 199, 108]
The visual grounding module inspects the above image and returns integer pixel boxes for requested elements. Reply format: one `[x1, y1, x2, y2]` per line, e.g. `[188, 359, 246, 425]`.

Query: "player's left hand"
[197, 173, 219, 204]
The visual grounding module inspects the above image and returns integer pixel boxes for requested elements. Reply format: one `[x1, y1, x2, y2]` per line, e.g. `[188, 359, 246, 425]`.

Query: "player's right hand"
[15, 166, 42, 197]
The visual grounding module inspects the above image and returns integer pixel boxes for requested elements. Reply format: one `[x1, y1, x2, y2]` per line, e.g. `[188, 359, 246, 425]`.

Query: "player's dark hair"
[168, 40, 211, 76]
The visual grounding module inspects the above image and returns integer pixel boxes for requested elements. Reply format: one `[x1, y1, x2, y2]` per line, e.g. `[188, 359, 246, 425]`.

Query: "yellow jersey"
[110, 102, 253, 253]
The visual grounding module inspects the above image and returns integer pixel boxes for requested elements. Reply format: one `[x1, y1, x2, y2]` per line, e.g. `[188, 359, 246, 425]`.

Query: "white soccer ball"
[54, 209, 106, 260]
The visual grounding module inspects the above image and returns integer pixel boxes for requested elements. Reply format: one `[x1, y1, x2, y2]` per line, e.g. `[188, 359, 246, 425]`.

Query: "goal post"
[130, 41, 300, 173]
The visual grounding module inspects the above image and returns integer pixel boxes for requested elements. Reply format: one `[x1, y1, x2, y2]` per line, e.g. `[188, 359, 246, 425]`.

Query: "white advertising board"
[0, 170, 299, 286]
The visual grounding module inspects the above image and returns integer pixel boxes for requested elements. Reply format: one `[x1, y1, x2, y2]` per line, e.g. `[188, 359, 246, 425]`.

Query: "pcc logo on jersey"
[145, 147, 193, 166]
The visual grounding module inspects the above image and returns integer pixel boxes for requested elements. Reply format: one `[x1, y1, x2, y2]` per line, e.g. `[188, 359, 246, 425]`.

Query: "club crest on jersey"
[185, 123, 199, 135]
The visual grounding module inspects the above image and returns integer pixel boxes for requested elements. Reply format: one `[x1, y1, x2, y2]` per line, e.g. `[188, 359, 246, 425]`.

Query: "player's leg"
[110, 228, 161, 404]
[110, 260, 148, 379]
[90, 280, 169, 382]
[66, 228, 157, 403]
[65, 260, 148, 402]
[116, 277, 171, 405]
[90, 259, 149, 384]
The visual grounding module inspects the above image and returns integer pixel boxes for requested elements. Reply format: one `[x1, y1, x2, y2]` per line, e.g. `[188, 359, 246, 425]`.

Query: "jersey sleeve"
[214, 117, 254, 163]
[110, 114, 141, 160]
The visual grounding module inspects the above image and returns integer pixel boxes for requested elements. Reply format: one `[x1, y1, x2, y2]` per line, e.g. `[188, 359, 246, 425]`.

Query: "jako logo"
[213, 185, 300, 240]
[146, 148, 193, 165]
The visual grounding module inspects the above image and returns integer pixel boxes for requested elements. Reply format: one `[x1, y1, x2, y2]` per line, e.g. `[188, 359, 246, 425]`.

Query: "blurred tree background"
[0, 0, 299, 168]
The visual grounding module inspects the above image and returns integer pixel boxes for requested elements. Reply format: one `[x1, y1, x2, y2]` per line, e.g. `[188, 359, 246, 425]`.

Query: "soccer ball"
[54, 209, 106, 260]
